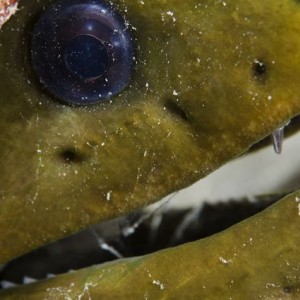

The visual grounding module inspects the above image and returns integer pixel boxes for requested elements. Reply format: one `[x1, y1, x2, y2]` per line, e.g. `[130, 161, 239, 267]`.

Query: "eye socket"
[31, 0, 134, 106]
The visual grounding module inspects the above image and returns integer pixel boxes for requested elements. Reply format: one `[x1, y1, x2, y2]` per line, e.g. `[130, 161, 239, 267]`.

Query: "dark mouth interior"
[0, 194, 283, 288]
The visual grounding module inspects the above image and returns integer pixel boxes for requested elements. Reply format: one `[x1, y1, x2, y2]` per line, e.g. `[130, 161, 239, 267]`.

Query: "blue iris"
[31, 0, 134, 105]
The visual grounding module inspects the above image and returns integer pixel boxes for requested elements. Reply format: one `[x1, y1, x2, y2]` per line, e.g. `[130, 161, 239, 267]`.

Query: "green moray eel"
[1, 0, 300, 297]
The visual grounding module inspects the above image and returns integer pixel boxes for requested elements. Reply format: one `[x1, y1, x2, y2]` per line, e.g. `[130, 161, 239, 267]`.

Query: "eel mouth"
[1, 116, 300, 290]
[0, 195, 283, 288]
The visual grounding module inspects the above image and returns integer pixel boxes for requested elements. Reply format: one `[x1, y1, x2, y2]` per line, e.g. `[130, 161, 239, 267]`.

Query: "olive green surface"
[1, 0, 300, 297]
[2, 191, 300, 299]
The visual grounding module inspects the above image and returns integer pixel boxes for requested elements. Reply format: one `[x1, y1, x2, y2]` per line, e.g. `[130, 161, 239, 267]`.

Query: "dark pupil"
[65, 35, 109, 80]
[31, 0, 134, 105]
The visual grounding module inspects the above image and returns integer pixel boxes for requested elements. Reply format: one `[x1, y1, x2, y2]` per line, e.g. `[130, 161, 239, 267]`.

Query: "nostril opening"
[283, 287, 293, 294]
[252, 59, 267, 82]
[59, 148, 85, 164]
[164, 99, 189, 122]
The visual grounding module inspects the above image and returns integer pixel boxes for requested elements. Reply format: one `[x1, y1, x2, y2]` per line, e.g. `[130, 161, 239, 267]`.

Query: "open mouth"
[0, 194, 283, 288]
[2, 0, 300, 298]
[0, 116, 299, 293]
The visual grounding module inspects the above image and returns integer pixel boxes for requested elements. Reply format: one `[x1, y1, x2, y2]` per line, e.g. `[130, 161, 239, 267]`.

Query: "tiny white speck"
[219, 256, 232, 264]
[152, 280, 165, 290]
[106, 191, 112, 201]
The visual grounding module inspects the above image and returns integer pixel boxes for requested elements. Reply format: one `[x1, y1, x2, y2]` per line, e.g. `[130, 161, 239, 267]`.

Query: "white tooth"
[271, 120, 290, 154]
[23, 276, 37, 284]
[271, 128, 284, 154]
[46, 273, 56, 279]
[1, 280, 18, 289]
[170, 206, 202, 244]
[90, 229, 123, 258]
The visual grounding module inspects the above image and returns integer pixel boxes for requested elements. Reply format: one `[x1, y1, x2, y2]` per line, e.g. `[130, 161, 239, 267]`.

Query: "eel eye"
[31, 0, 134, 105]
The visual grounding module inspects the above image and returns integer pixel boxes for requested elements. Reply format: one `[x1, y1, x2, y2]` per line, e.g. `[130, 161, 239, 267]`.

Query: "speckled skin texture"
[1, 0, 300, 297]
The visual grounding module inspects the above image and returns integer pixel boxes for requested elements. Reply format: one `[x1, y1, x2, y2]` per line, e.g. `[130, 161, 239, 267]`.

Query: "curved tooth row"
[0, 277, 37, 289]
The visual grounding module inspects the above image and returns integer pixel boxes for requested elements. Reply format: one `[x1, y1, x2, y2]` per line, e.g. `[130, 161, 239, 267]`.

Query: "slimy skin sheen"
[1, 0, 300, 298]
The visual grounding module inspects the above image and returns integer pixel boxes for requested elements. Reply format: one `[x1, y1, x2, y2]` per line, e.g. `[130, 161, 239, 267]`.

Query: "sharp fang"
[23, 276, 37, 284]
[0, 280, 18, 289]
[90, 229, 123, 259]
[271, 128, 284, 154]
[170, 206, 202, 245]
[271, 120, 290, 154]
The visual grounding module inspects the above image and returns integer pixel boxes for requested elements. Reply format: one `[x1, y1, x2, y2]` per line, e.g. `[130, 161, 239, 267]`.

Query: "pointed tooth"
[271, 127, 284, 154]
[1, 280, 18, 289]
[23, 276, 37, 284]
[271, 120, 290, 155]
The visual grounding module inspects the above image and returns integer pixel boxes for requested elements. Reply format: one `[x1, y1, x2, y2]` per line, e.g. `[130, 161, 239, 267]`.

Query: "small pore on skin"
[59, 148, 85, 164]
[252, 59, 267, 83]
[163, 99, 189, 122]
[283, 286, 293, 293]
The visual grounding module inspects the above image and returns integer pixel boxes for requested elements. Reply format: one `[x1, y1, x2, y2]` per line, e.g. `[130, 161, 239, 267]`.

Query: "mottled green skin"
[1, 0, 300, 297]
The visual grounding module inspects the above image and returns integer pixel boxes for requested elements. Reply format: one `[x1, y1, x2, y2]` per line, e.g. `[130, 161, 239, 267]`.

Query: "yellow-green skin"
[1, 0, 300, 297]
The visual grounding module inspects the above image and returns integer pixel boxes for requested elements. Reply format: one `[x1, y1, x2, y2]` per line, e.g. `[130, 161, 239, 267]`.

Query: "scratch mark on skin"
[29, 144, 44, 205]
[78, 281, 98, 300]
[295, 197, 300, 216]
